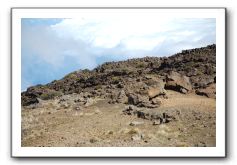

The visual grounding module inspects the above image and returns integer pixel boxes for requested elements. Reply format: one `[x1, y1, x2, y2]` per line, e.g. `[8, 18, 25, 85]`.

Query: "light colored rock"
[129, 121, 144, 126]
[79, 112, 84, 117]
[116, 90, 128, 103]
[153, 120, 161, 125]
[131, 133, 144, 141]
[74, 111, 83, 116]
[180, 88, 188, 94]
[166, 71, 192, 92]
[151, 97, 162, 105]
[95, 108, 102, 114]
[147, 80, 166, 98]
[75, 107, 81, 111]
[131, 134, 142, 141]
[84, 112, 94, 116]
[84, 98, 94, 107]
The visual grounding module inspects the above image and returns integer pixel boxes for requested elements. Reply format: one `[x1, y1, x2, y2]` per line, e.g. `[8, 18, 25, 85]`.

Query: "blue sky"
[21, 17, 216, 91]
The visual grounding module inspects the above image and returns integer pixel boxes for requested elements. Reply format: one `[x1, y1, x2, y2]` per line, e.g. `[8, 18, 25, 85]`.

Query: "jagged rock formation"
[21, 44, 216, 106]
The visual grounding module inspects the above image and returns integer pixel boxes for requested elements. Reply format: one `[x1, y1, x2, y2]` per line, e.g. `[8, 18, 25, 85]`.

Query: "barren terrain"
[22, 90, 215, 147]
[21, 45, 216, 147]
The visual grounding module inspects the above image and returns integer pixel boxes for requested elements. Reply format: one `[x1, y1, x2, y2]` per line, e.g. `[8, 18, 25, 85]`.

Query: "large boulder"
[195, 83, 216, 98]
[141, 77, 166, 98]
[21, 94, 39, 106]
[191, 76, 215, 89]
[147, 86, 166, 99]
[165, 71, 192, 93]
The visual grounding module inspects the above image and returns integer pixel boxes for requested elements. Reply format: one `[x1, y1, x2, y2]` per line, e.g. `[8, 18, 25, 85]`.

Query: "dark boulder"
[22, 96, 39, 106]
[165, 71, 192, 93]
[195, 83, 216, 98]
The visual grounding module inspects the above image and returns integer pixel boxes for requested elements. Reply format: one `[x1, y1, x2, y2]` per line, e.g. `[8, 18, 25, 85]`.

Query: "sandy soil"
[21, 90, 216, 147]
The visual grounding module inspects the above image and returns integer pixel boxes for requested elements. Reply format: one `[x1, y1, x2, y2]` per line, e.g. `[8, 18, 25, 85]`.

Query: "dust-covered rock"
[195, 83, 216, 98]
[165, 71, 192, 93]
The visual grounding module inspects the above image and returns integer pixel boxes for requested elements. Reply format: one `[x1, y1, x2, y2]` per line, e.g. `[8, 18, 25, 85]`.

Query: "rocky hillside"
[21, 44, 216, 147]
[21, 44, 216, 107]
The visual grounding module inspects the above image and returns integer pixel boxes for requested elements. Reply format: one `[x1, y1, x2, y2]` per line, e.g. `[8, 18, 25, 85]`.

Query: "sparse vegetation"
[64, 72, 78, 80]
[94, 84, 103, 90]
[40, 90, 62, 100]
[111, 76, 120, 84]
[136, 62, 146, 68]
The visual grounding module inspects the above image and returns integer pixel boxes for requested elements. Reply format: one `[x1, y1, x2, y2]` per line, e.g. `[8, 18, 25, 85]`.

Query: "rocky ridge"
[22, 44, 216, 108]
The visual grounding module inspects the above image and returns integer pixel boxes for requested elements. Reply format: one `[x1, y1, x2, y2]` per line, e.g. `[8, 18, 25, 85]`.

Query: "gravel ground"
[21, 90, 216, 147]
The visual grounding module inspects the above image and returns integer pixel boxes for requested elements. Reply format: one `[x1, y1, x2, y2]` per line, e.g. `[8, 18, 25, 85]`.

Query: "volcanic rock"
[165, 71, 192, 93]
[195, 83, 216, 98]
[21, 44, 216, 106]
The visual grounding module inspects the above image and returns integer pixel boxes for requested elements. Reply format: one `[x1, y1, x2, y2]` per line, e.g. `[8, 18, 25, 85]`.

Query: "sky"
[21, 16, 216, 91]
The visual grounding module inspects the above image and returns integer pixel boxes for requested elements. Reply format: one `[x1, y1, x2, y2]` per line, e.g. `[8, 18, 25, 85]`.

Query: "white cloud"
[22, 16, 216, 71]
[51, 17, 215, 54]
[51, 16, 173, 50]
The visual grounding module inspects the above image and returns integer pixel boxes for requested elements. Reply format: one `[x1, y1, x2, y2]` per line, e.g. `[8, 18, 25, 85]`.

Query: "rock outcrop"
[195, 83, 216, 98]
[165, 71, 192, 94]
[21, 44, 216, 106]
